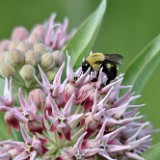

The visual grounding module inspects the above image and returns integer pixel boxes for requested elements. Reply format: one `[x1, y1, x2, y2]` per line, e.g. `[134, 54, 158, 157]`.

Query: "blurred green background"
[0, 0, 159, 142]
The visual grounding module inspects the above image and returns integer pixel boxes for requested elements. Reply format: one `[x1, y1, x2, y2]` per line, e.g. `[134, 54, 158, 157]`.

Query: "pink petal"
[46, 111, 57, 125]
[38, 65, 51, 88]
[127, 122, 150, 143]
[94, 109, 105, 121]
[0, 153, 10, 159]
[75, 67, 90, 86]
[49, 95, 60, 117]
[66, 54, 74, 82]
[13, 151, 29, 160]
[98, 87, 114, 106]
[95, 119, 107, 141]
[63, 93, 74, 117]
[0, 140, 24, 148]
[92, 89, 98, 114]
[0, 106, 28, 122]
[99, 151, 116, 160]
[20, 124, 32, 144]
[127, 135, 151, 150]
[125, 151, 145, 160]
[100, 77, 123, 94]
[18, 89, 29, 110]
[74, 132, 87, 152]
[119, 116, 143, 125]
[106, 103, 128, 118]
[30, 151, 37, 160]
[67, 113, 83, 124]
[103, 126, 126, 142]
[53, 62, 65, 87]
[113, 88, 132, 107]
[107, 144, 130, 152]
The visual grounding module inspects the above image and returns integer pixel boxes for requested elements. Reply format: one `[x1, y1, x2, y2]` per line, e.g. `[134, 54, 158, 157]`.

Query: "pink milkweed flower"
[0, 89, 45, 133]
[46, 93, 83, 140]
[44, 13, 76, 50]
[35, 63, 67, 97]
[56, 132, 102, 160]
[84, 120, 130, 160]
[0, 124, 48, 160]
[0, 52, 154, 160]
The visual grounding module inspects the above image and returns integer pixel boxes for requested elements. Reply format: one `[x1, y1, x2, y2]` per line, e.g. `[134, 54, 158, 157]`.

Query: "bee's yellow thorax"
[86, 53, 105, 71]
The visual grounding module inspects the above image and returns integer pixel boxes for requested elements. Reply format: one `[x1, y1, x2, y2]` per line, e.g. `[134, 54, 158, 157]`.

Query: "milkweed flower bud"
[46, 69, 57, 81]
[25, 50, 40, 66]
[28, 89, 46, 109]
[41, 53, 55, 70]
[16, 40, 32, 53]
[0, 40, 10, 52]
[28, 33, 44, 45]
[11, 26, 29, 42]
[33, 43, 51, 56]
[6, 49, 24, 66]
[0, 62, 15, 77]
[52, 50, 64, 67]
[19, 64, 36, 81]
[8, 41, 17, 50]
[31, 25, 46, 39]
[0, 51, 6, 64]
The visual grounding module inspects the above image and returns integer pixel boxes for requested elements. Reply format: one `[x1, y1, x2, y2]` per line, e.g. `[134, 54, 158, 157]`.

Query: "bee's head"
[82, 60, 90, 73]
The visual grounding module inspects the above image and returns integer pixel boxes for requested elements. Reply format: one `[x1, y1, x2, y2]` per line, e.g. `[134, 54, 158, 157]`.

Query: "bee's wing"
[104, 54, 123, 64]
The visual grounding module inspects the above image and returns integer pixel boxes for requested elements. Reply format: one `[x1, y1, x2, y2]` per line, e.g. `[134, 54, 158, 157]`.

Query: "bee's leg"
[106, 79, 111, 85]
[92, 78, 98, 82]
[91, 71, 99, 82]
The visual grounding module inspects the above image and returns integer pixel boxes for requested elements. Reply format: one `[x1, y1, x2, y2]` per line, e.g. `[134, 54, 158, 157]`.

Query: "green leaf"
[142, 143, 160, 160]
[123, 34, 160, 94]
[63, 0, 107, 66]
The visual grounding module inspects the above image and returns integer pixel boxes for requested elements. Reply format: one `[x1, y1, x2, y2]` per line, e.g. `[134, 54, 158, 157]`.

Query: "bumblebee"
[82, 53, 123, 85]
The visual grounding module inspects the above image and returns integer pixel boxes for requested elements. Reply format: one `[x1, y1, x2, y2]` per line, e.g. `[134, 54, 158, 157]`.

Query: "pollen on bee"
[106, 63, 113, 69]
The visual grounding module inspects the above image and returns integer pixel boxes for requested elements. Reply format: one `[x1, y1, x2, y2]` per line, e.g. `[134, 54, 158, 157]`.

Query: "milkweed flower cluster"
[0, 14, 74, 89]
[0, 54, 153, 160]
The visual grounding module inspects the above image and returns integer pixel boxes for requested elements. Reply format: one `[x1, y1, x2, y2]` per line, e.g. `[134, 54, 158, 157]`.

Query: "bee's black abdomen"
[102, 64, 117, 85]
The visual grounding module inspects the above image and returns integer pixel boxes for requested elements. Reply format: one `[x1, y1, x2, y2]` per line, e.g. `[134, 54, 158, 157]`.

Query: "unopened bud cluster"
[0, 42, 63, 88]
[0, 13, 74, 89]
